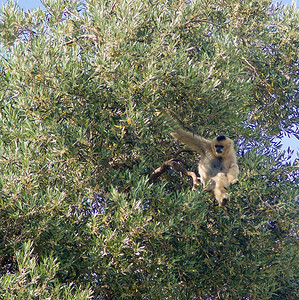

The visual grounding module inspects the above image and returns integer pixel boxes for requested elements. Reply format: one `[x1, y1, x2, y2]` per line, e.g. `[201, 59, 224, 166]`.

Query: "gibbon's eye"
[215, 145, 224, 153]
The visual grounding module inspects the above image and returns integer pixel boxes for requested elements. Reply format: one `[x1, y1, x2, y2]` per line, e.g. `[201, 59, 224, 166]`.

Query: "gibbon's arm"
[171, 129, 211, 155]
[226, 163, 239, 184]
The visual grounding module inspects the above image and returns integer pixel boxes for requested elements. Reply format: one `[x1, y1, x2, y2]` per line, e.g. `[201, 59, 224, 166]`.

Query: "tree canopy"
[0, 0, 298, 299]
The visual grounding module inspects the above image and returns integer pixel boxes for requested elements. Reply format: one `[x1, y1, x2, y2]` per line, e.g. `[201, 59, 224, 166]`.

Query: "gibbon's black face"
[213, 136, 227, 156]
[215, 144, 224, 154]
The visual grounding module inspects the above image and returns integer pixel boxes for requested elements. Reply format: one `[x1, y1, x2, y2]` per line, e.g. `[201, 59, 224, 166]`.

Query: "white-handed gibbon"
[171, 129, 239, 206]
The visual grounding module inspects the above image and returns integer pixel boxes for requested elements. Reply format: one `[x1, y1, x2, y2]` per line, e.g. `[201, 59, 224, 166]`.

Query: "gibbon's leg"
[198, 164, 209, 188]
[214, 187, 230, 206]
[213, 173, 229, 188]
[204, 179, 216, 192]
[213, 173, 230, 206]
[226, 163, 239, 185]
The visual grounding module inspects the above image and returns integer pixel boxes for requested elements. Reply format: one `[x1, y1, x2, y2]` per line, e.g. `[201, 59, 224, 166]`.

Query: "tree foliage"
[0, 0, 298, 299]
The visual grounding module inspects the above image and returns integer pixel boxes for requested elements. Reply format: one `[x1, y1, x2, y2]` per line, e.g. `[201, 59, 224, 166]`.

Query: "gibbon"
[171, 129, 239, 206]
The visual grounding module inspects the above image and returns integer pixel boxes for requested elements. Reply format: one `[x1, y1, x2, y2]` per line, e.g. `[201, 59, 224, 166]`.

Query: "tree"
[0, 241, 92, 299]
[0, 0, 298, 299]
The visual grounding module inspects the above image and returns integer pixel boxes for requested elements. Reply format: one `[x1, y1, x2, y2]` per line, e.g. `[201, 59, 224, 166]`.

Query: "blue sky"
[2, 0, 297, 10]
[0, 0, 41, 10]
[0, 0, 298, 160]
[0, 0, 295, 11]
[0, 0, 297, 14]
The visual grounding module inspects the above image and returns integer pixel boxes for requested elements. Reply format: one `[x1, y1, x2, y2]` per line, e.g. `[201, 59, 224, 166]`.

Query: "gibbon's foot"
[219, 193, 230, 206]
[205, 179, 216, 192]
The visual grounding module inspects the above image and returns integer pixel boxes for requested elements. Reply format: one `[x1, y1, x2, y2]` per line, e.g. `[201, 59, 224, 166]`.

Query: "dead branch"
[149, 158, 199, 190]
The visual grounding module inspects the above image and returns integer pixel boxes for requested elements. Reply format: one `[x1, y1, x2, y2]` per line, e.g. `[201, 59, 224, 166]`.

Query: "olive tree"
[0, 0, 298, 298]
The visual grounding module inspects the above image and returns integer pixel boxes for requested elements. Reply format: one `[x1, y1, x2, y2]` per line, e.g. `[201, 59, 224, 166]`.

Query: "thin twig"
[184, 15, 216, 27]
[241, 57, 259, 77]
[109, 1, 117, 15]
[64, 34, 98, 45]
[64, 34, 99, 45]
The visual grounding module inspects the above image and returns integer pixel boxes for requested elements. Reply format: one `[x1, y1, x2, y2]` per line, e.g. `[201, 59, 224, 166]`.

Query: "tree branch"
[149, 158, 199, 190]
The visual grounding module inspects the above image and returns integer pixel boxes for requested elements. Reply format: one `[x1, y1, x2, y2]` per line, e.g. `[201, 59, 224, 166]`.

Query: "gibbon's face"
[212, 136, 232, 157]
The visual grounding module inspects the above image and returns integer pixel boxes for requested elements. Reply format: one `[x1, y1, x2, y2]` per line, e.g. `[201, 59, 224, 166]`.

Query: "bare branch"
[149, 158, 199, 190]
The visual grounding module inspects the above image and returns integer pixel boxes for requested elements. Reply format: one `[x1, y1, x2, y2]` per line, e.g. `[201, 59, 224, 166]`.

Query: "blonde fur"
[171, 129, 239, 206]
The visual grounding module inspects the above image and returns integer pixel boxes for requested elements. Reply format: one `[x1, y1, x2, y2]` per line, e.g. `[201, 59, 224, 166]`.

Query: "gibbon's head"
[211, 135, 234, 158]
